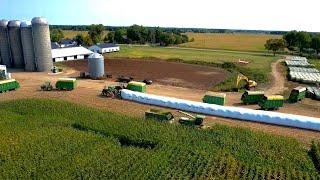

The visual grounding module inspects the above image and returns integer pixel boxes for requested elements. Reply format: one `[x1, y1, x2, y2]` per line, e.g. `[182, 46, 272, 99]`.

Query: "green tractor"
[40, 81, 53, 91]
[101, 84, 126, 98]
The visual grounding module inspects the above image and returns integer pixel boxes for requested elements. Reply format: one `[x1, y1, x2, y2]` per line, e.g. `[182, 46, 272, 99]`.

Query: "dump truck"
[289, 86, 306, 103]
[0, 79, 20, 93]
[203, 91, 226, 106]
[145, 109, 174, 122]
[236, 74, 257, 90]
[177, 111, 205, 126]
[258, 95, 284, 110]
[55, 78, 77, 90]
[127, 81, 146, 93]
[241, 90, 265, 104]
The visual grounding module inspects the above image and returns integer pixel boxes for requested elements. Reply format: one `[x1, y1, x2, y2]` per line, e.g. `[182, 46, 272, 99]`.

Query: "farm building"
[60, 39, 77, 48]
[89, 43, 120, 54]
[51, 42, 60, 49]
[51, 46, 93, 62]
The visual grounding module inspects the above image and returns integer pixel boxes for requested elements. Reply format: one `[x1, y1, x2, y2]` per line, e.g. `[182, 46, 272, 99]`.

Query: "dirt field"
[62, 58, 230, 90]
[1, 66, 320, 146]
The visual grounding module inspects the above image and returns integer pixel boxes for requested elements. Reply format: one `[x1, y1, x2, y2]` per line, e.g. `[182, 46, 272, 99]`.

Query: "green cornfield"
[0, 99, 319, 179]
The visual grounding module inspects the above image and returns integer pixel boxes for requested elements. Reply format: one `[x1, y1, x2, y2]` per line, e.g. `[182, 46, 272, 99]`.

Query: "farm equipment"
[143, 79, 153, 85]
[145, 109, 174, 122]
[288, 86, 307, 103]
[55, 78, 77, 90]
[0, 79, 20, 93]
[80, 72, 90, 78]
[117, 75, 134, 83]
[177, 110, 205, 126]
[127, 81, 147, 93]
[306, 86, 320, 100]
[101, 84, 126, 98]
[236, 74, 257, 90]
[241, 90, 265, 104]
[51, 66, 62, 73]
[0, 65, 10, 80]
[258, 95, 284, 110]
[40, 82, 53, 91]
[203, 91, 226, 105]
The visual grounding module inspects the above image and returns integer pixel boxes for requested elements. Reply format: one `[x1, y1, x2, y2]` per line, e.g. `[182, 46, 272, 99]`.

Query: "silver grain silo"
[88, 53, 105, 79]
[20, 21, 36, 71]
[0, 19, 12, 67]
[8, 20, 24, 68]
[31, 17, 52, 72]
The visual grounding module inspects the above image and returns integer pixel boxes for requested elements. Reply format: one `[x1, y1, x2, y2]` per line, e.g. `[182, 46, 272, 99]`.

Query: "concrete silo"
[8, 20, 24, 68]
[31, 17, 52, 72]
[20, 21, 36, 71]
[88, 53, 105, 79]
[0, 19, 12, 67]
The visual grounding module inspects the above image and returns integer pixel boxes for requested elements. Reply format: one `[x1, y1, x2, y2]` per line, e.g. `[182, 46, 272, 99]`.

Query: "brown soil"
[1, 67, 320, 146]
[62, 58, 229, 90]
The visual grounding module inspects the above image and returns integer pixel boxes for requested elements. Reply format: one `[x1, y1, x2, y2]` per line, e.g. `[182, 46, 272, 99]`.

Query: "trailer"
[289, 86, 307, 103]
[241, 91, 265, 104]
[0, 79, 20, 93]
[258, 95, 284, 110]
[145, 109, 174, 121]
[55, 78, 77, 90]
[127, 81, 146, 93]
[202, 91, 226, 106]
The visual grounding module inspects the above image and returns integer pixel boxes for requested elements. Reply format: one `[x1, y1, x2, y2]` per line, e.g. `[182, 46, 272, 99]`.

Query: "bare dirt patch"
[62, 58, 229, 90]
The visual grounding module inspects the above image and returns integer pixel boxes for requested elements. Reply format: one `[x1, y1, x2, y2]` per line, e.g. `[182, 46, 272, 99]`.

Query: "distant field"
[62, 30, 108, 39]
[0, 99, 318, 178]
[179, 33, 281, 52]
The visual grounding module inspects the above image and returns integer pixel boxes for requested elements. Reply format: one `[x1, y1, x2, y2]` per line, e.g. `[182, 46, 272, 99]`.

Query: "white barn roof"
[51, 47, 93, 58]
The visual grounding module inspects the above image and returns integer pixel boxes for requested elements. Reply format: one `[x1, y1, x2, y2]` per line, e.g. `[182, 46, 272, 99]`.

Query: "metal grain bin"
[202, 91, 226, 106]
[8, 20, 24, 68]
[0, 19, 12, 67]
[20, 21, 36, 71]
[88, 53, 104, 79]
[31, 17, 52, 72]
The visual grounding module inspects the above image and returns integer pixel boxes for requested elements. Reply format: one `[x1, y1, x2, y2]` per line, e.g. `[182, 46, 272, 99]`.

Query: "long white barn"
[51, 46, 93, 62]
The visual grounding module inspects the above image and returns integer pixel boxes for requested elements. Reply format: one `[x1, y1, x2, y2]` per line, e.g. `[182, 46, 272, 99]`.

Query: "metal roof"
[0, 19, 9, 27]
[31, 17, 48, 25]
[8, 20, 21, 27]
[95, 43, 119, 48]
[89, 53, 103, 59]
[20, 21, 32, 28]
[51, 46, 93, 58]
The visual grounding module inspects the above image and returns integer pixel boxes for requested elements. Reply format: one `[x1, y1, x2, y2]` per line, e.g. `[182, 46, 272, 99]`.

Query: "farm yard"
[63, 58, 230, 89]
[179, 33, 281, 52]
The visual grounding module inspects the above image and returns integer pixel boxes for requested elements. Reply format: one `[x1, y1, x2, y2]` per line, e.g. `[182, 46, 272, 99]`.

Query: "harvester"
[177, 110, 205, 126]
[236, 74, 257, 90]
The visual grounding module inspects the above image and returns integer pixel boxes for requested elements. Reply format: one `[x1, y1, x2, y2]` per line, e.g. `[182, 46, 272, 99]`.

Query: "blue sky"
[1, 0, 320, 32]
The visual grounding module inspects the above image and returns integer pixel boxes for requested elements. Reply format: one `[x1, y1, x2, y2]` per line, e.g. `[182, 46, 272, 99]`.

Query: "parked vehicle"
[258, 95, 284, 110]
[289, 86, 307, 103]
[55, 78, 77, 90]
[145, 109, 174, 122]
[0, 79, 20, 93]
[203, 91, 226, 106]
[241, 91, 265, 104]
[127, 81, 146, 93]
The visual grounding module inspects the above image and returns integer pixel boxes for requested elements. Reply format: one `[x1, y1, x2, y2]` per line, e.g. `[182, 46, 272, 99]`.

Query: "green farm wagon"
[241, 91, 265, 104]
[0, 79, 20, 93]
[55, 78, 77, 90]
[145, 109, 174, 121]
[127, 81, 146, 93]
[202, 91, 226, 106]
[289, 86, 306, 103]
[258, 95, 284, 110]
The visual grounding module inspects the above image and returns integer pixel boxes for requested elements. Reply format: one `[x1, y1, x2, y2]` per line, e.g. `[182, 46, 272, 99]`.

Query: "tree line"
[50, 24, 190, 46]
[265, 31, 320, 56]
